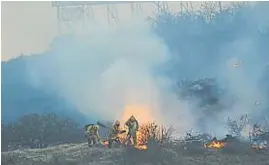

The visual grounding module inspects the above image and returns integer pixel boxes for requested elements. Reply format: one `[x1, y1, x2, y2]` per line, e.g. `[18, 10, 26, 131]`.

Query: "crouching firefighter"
[108, 120, 126, 148]
[84, 124, 101, 147]
[125, 115, 139, 146]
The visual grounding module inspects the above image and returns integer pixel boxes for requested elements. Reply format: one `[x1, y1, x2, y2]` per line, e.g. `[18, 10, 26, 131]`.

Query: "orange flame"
[101, 131, 148, 150]
[134, 130, 148, 150]
[205, 140, 226, 149]
[120, 104, 155, 150]
[121, 105, 155, 124]
[101, 104, 157, 150]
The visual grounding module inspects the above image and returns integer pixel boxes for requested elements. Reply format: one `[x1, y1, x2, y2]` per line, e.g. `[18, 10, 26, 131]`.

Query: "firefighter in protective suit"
[125, 115, 139, 146]
[253, 124, 263, 137]
[84, 124, 101, 147]
[252, 124, 266, 149]
[108, 120, 126, 148]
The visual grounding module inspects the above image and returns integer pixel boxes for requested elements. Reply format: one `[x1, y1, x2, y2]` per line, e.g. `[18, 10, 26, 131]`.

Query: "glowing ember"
[102, 141, 109, 146]
[135, 144, 148, 150]
[205, 140, 227, 149]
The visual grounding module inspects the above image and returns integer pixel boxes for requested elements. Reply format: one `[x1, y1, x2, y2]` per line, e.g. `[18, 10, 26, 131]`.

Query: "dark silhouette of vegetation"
[1, 113, 84, 151]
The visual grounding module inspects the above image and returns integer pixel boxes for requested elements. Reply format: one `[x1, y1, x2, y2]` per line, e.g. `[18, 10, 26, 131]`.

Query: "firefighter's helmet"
[115, 120, 120, 125]
[94, 125, 99, 129]
[130, 115, 136, 121]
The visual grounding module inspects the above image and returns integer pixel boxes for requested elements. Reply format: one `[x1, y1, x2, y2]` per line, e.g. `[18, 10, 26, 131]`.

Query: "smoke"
[216, 3, 269, 123]
[25, 2, 269, 137]
[154, 2, 269, 137]
[26, 18, 194, 133]
[203, 3, 269, 136]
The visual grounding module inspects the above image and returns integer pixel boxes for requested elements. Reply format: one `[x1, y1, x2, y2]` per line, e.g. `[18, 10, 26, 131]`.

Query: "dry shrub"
[138, 122, 174, 146]
[227, 114, 249, 137]
[117, 122, 177, 165]
[1, 152, 22, 165]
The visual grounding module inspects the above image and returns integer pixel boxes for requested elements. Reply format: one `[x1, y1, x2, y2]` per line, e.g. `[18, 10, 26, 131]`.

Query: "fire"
[120, 105, 154, 150]
[205, 140, 227, 149]
[121, 105, 155, 124]
[102, 140, 109, 146]
[135, 144, 148, 150]
[135, 130, 148, 150]
[101, 131, 148, 150]
[100, 105, 159, 150]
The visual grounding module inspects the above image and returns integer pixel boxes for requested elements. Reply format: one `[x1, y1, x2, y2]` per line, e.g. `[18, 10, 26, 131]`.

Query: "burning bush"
[204, 137, 227, 149]
[100, 121, 174, 150]
[119, 122, 177, 165]
[136, 122, 174, 148]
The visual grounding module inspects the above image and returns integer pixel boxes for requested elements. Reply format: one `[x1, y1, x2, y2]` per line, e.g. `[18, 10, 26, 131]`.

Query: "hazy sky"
[1, 1, 231, 61]
[2, 1, 57, 61]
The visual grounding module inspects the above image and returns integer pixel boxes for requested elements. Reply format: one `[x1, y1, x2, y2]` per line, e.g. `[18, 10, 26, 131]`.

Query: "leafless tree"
[227, 114, 249, 137]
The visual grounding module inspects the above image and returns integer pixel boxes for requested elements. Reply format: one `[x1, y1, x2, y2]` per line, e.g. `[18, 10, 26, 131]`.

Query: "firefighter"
[84, 124, 101, 147]
[125, 115, 139, 146]
[108, 120, 126, 148]
[253, 124, 263, 137]
[252, 124, 265, 149]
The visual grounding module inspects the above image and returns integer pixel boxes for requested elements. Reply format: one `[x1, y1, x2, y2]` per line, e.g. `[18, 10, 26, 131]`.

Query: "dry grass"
[137, 122, 174, 146]
[2, 121, 269, 165]
[2, 141, 269, 165]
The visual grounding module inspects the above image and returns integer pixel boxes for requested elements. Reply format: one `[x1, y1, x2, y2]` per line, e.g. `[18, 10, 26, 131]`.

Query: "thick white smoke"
[27, 18, 194, 134]
[26, 3, 269, 138]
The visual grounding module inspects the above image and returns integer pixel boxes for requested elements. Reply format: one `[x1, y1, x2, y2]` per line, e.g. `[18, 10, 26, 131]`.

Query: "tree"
[1, 113, 84, 151]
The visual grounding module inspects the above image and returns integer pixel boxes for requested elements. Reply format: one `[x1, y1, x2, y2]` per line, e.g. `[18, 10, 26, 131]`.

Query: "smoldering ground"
[25, 2, 269, 138]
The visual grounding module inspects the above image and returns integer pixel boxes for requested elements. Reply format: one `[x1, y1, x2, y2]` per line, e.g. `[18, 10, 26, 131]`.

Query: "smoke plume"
[26, 2, 269, 137]
[26, 18, 194, 134]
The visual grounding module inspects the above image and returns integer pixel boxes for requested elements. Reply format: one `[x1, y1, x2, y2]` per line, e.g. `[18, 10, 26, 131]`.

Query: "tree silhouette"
[1, 113, 83, 151]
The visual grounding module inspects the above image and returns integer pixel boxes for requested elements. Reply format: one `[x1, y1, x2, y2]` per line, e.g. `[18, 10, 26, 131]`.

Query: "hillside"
[1, 55, 90, 124]
[2, 2, 269, 125]
[2, 3, 269, 165]
[2, 142, 269, 165]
